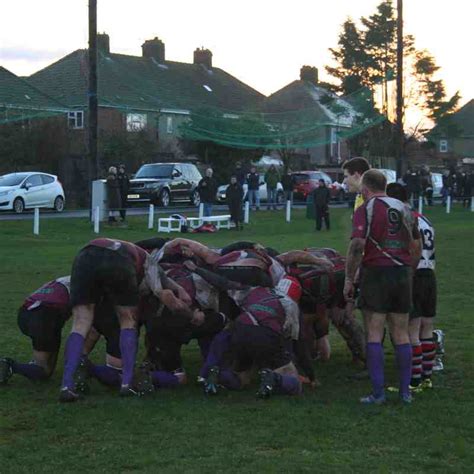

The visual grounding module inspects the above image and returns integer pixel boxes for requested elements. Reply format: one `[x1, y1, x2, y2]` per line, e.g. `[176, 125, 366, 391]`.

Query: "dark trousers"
[315, 205, 330, 230]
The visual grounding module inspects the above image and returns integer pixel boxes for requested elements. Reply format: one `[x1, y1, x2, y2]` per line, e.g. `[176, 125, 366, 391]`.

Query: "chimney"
[193, 47, 213, 69]
[97, 33, 110, 54]
[142, 37, 165, 62]
[300, 65, 318, 84]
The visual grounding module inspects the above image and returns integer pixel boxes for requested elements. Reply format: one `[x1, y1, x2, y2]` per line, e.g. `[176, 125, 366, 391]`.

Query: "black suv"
[127, 163, 202, 207]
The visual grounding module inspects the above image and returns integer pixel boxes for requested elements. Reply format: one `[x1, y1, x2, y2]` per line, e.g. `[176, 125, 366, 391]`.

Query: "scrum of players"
[0, 165, 444, 405]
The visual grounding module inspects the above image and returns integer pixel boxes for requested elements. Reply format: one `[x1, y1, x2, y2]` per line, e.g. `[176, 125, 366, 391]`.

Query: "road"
[0, 201, 351, 221]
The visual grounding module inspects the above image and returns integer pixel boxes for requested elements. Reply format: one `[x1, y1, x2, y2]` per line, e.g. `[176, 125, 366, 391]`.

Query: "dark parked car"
[127, 163, 202, 207]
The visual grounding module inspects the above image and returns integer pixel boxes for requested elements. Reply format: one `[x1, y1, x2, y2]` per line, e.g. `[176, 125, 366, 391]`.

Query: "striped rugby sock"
[411, 343, 423, 386]
[421, 338, 436, 379]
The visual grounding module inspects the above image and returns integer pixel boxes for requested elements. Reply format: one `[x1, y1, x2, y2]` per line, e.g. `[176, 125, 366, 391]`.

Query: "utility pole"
[88, 0, 99, 179]
[396, 0, 404, 178]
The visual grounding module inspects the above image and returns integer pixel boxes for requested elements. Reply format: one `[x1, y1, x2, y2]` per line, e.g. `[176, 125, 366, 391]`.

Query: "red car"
[291, 171, 345, 201]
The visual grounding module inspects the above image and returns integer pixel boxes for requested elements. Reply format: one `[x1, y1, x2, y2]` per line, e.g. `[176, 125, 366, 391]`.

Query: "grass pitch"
[0, 206, 473, 472]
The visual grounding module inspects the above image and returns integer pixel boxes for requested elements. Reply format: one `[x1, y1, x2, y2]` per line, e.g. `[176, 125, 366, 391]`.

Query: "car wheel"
[13, 197, 25, 214]
[54, 196, 65, 212]
[159, 189, 170, 207]
[191, 190, 200, 207]
[276, 191, 284, 205]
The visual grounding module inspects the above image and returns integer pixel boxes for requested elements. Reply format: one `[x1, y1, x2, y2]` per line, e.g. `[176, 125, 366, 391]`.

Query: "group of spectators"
[403, 166, 473, 208]
[197, 162, 296, 230]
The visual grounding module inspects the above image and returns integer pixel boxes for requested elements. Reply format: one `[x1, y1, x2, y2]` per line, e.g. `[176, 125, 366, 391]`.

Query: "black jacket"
[226, 183, 244, 204]
[198, 177, 217, 203]
[313, 186, 331, 207]
[281, 173, 295, 192]
[247, 172, 260, 191]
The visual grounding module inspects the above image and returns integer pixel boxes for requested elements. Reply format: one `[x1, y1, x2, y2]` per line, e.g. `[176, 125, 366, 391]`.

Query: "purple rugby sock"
[277, 374, 302, 395]
[119, 328, 138, 387]
[395, 343, 412, 398]
[199, 330, 232, 378]
[61, 332, 85, 389]
[218, 369, 241, 390]
[150, 371, 179, 388]
[12, 362, 48, 381]
[89, 364, 121, 387]
[366, 342, 385, 398]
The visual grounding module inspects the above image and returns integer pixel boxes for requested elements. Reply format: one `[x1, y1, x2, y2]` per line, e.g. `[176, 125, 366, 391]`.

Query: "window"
[68, 111, 84, 129]
[126, 113, 147, 132]
[25, 175, 43, 188]
[41, 175, 54, 185]
[166, 116, 173, 134]
[439, 139, 448, 153]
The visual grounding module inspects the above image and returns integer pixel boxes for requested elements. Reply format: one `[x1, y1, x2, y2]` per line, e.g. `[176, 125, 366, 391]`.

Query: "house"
[263, 66, 360, 166]
[0, 66, 68, 175]
[27, 34, 264, 160]
[0, 65, 67, 120]
[428, 99, 474, 167]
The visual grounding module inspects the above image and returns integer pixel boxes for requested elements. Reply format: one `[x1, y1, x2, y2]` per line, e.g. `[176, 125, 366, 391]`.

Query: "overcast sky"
[1, 0, 471, 112]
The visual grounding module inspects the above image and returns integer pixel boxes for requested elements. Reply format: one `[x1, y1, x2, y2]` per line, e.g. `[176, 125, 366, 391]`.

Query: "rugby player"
[342, 157, 371, 211]
[387, 183, 438, 391]
[344, 170, 422, 404]
[188, 263, 304, 398]
[59, 238, 191, 402]
[0, 277, 71, 384]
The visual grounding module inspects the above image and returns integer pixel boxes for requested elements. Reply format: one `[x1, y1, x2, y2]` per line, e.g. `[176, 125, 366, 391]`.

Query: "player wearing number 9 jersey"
[345, 171, 422, 404]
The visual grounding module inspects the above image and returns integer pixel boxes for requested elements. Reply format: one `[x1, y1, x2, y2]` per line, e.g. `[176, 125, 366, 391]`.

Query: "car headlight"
[0, 190, 13, 197]
[145, 183, 159, 189]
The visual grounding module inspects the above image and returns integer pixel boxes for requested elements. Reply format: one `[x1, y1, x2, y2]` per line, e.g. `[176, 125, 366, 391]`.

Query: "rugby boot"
[400, 393, 413, 404]
[432, 357, 444, 372]
[421, 378, 433, 390]
[119, 384, 140, 397]
[0, 358, 14, 385]
[203, 366, 220, 395]
[132, 368, 155, 397]
[73, 358, 90, 395]
[256, 369, 277, 399]
[433, 329, 445, 355]
[59, 386, 80, 403]
[359, 393, 386, 405]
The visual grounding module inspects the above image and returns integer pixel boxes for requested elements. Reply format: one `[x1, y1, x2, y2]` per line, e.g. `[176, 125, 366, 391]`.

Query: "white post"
[446, 195, 451, 214]
[471, 196, 474, 212]
[94, 206, 100, 234]
[199, 203, 204, 220]
[286, 200, 291, 222]
[148, 204, 154, 230]
[418, 197, 423, 214]
[244, 201, 250, 224]
[33, 207, 39, 235]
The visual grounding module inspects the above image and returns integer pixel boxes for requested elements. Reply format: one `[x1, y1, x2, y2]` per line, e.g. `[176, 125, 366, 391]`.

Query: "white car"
[0, 172, 65, 213]
[378, 168, 397, 184]
[216, 179, 284, 204]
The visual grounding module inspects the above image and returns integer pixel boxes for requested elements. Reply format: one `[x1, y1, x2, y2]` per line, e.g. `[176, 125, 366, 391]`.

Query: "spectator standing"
[198, 168, 217, 217]
[106, 166, 121, 224]
[234, 161, 247, 187]
[281, 168, 295, 203]
[405, 168, 421, 208]
[421, 168, 434, 206]
[117, 164, 129, 222]
[226, 176, 244, 230]
[462, 171, 473, 208]
[265, 164, 280, 210]
[247, 166, 260, 211]
[313, 179, 331, 231]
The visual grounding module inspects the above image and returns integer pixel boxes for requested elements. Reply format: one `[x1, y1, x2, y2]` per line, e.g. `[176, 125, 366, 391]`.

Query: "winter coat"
[281, 173, 294, 192]
[234, 168, 247, 186]
[265, 168, 280, 189]
[198, 176, 217, 203]
[117, 173, 130, 202]
[313, 186, 331, 207]
[106, 175, 122, 210]
[247, 172, 260, 191]
[226, 183, 244, 205]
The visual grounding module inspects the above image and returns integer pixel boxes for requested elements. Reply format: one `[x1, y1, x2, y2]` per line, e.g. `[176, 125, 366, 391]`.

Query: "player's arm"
[165, 238, 221, 264]
[409, 217, 422, 268]
[278, 250, 334, 269]
[184, 260, 247, 292]
[344, 237, 365, 301]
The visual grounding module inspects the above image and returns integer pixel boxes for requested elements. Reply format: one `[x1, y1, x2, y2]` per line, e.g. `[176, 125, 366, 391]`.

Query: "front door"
[23, 174, 45, 207]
